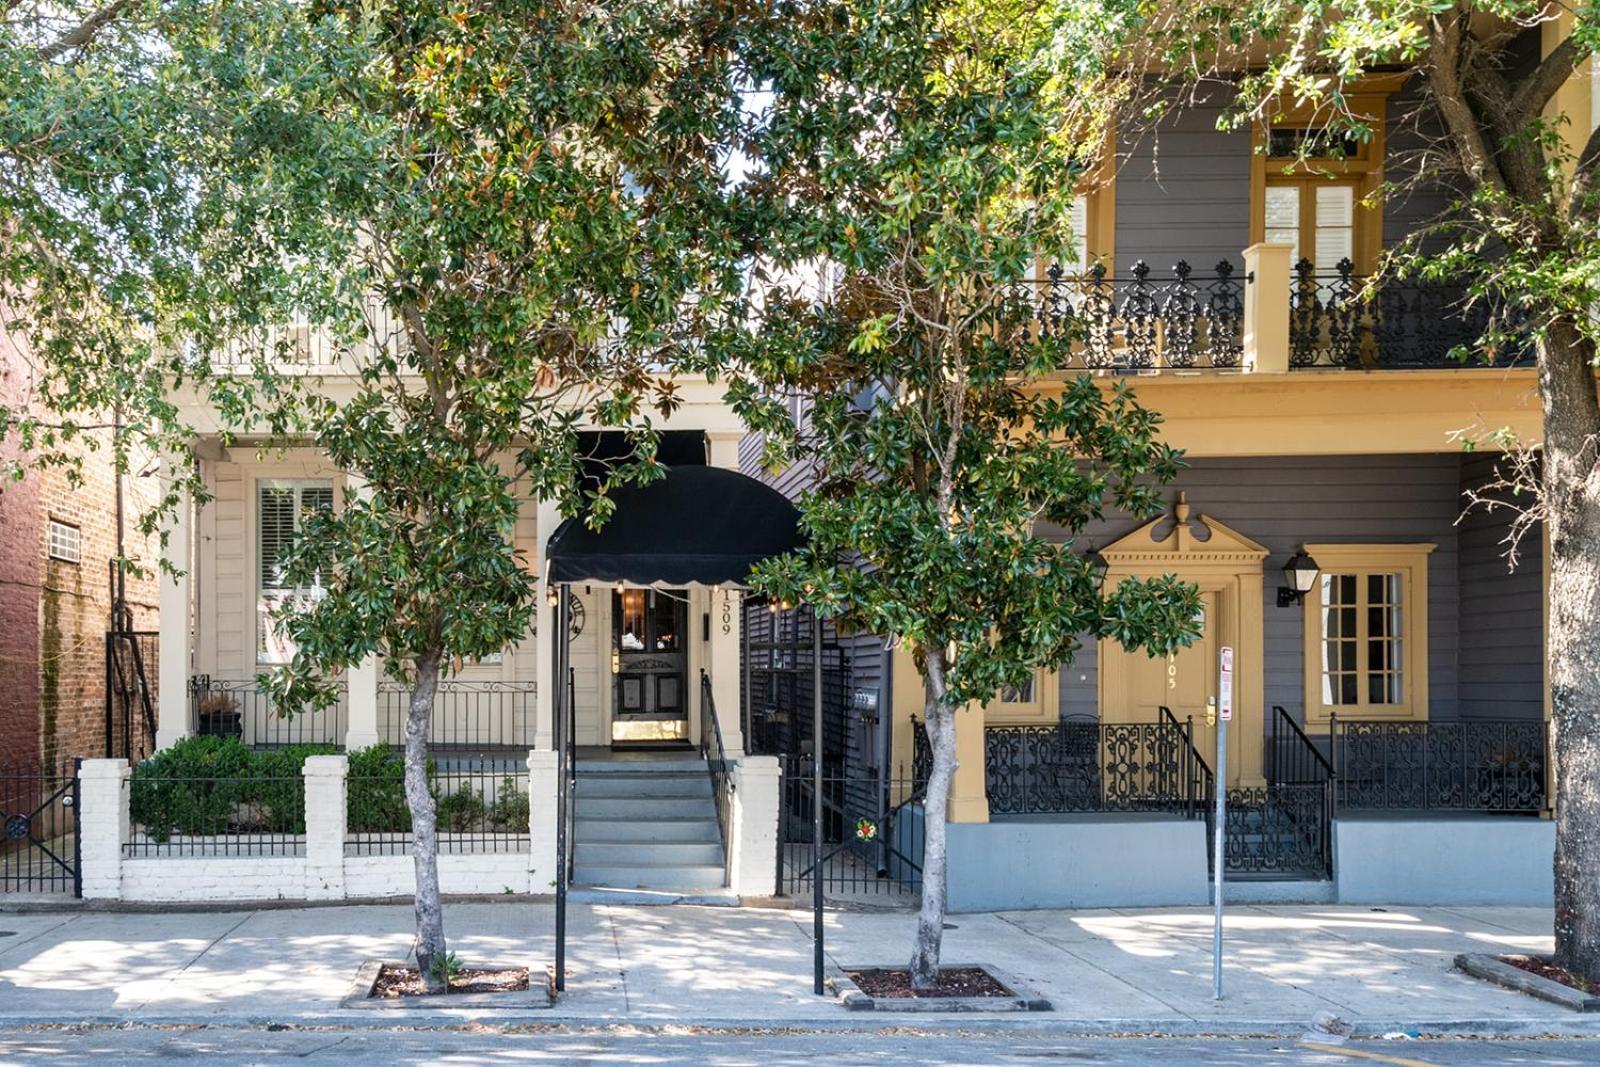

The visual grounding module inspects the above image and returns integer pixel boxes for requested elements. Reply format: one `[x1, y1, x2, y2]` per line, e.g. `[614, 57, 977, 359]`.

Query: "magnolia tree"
[253, 2, 744, 990]
[727, 0, 1203, 987]
[6, 0, 744, 990]
[1034, 0, 1600, 986]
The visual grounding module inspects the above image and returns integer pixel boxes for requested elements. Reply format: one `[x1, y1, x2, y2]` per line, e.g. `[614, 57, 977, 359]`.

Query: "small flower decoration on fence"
[855, 817, 878, 842]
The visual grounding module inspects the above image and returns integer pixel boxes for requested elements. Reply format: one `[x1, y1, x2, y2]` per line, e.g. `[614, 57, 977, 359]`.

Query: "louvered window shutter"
[258, 481, 334, 663]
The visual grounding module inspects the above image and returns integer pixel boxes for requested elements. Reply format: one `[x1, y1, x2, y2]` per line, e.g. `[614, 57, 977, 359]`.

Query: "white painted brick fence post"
[526, 750, 559, 894]
[729, 755, 780, 898]
[302, 755, 348, 899]
[78, 759, 130, 900]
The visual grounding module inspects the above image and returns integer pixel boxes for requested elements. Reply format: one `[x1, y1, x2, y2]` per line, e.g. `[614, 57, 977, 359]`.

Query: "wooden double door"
[611, 587, 688, 743]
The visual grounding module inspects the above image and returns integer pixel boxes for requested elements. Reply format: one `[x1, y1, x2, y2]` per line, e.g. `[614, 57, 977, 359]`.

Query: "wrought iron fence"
[1, 762, 80, 895]
[106, 630, 158, 761]
[126, 774, 306, 857]
[984, 721, 1202, 816]
[742, 602, 849, 759]
[1009, 260, 1246, 370]
[377, 680, 535, 750]
[777, 756, 923, 900]
[1332, 717, 1546, 813]
[1288, 259, 1532, 369]
[191, 678, 348, 749]
[346, 754, 530, 856]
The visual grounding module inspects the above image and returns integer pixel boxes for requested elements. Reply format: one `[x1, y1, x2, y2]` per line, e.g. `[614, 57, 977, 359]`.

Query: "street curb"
[1455, 953, 1600, 1012]
[3, 1014, 1600, 1037]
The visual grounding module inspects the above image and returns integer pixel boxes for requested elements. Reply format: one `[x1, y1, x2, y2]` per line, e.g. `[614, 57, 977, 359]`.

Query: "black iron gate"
[742, 603, 848, 759]
[1215, 708, 1334, 880]
[1, 761, 81, 897]
[777, 755, 925, 901]
[106, 629, 158, 761]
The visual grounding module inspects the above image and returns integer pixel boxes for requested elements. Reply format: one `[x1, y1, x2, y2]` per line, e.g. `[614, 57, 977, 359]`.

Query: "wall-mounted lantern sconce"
[1276, 549, 1321, 607]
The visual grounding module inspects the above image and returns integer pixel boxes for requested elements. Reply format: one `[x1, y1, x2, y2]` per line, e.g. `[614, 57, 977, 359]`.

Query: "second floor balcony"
[1010, 245, 1530, 374]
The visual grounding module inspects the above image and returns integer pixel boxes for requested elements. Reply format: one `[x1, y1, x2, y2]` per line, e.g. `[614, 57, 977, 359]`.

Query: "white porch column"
[342, 473, 381, 750]
[710, 587, 745, 756]
[156, 456, 193, 750]
[533, 497, 561, 750]
[729, 755, 781, 897]
[526, 749, 559, 890]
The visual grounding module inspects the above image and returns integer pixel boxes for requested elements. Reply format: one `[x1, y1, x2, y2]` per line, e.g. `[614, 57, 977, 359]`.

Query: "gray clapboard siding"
[1457, 454, 1544, 721]
[1042, 454, 1467, 725]
[1115, 90, 1251, 275]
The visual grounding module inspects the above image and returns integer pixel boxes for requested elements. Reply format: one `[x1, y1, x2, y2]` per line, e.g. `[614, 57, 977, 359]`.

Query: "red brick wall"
[0, 326, 42, 778]
[37, 446, 158, 768]
[0, 320, 157, 775]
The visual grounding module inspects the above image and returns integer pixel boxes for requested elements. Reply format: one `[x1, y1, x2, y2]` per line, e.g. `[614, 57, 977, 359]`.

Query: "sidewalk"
[0, 899, 1584, 1034]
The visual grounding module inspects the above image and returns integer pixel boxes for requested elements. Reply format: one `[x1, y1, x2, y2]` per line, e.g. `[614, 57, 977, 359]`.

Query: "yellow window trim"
[1035, 125, 1117, 278]
[1301, 542, 1433, 728]
[1249, 87, 1396, 275]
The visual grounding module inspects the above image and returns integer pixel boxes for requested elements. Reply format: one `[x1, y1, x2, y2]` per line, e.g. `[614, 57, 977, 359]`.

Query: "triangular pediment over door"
[1096, 493, 1268, 786]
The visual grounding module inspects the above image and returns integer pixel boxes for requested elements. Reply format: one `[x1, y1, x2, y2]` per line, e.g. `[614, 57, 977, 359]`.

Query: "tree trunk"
[908, 645, 956, 990]
[1542, 318, 1600, 984]
[406, 650, 448, 993]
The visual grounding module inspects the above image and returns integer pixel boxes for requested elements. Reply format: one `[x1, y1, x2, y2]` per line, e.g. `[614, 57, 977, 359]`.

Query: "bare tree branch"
[1509, 30, 1587, 128]
[35, 0, 134, 60]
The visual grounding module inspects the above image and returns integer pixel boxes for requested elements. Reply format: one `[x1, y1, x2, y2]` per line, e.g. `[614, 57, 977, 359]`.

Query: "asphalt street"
[0, 1028, 1598, 1066]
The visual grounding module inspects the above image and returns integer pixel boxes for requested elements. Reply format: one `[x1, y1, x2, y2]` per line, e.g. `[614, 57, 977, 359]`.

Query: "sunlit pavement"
[0, 902, 1585, 1035]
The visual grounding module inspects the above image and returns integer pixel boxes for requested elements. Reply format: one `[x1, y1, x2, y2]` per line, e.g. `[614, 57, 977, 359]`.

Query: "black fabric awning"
[545, 465, 805, 586]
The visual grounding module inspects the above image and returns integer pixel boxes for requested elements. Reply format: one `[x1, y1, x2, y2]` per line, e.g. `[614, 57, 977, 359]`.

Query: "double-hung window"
[1302, 544, 1433, 724]
[258, 480, 334, 664]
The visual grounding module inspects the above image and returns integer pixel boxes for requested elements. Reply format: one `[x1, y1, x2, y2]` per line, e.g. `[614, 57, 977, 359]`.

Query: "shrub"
[347, 745, 408, 833]
[128, 735, 333, 840]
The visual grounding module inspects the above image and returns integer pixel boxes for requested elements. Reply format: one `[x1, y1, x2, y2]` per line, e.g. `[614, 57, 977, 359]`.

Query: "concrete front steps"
[571, 756, 728, 892]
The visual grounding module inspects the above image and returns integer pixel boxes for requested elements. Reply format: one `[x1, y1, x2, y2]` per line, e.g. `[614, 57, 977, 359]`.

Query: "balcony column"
[709, 587, 745, 756]
[155, 455, 194, 751]
[533, 496, 562, 750]
[949, 700, 990, 823]
[1243, 242, 1294, 373]
[343, 472, 382, 750]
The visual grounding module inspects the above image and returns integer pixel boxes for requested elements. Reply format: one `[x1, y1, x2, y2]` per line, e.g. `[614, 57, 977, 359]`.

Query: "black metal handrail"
[564, 668, 576, 882]
[1009, 260, 1247, 371]
[984, 719, 1198, 816]
[1287, 259, 1532, 370]
[1159, 706, 1213, 819]
[1331, 714, 1546, 813]
[699, 670, 735, 878]
[1267, 706, 1334, 784]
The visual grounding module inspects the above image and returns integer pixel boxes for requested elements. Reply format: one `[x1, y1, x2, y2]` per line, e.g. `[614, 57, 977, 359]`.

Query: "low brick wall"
[78, 755, 559, 903]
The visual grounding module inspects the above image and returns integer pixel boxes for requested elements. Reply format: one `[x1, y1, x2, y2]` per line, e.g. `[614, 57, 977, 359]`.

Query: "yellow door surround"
[1097, 493, 1268, 785]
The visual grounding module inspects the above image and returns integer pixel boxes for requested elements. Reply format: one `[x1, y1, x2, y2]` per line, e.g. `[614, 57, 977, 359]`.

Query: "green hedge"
[128, 736, 334, 841]
[130, 737, 531, 841]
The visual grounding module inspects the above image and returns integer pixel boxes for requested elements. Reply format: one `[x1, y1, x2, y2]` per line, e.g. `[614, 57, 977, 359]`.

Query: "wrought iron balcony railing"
[1009, 261, 1246, 371]
[984, 720, 1205, 816]
[377, 680, 536, 752]
[1289, 259, 1532, 370]
[190, 678, 348, 749]
[1331, 716, 1547, 813]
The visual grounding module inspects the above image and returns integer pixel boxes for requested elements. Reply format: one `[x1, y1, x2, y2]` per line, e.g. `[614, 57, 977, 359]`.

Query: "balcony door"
[611, 587, 689, 744]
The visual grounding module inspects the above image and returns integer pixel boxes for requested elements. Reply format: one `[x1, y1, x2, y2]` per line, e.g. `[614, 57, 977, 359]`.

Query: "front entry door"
[611, 588, 689, 743]
[1103, 591, 1223, 777]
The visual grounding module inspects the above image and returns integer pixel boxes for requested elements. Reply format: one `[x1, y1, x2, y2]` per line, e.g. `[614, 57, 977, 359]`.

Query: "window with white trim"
[46, 519, 81, 564]
[258, 480, 334, 664]
[1302, 544, 1432, 722]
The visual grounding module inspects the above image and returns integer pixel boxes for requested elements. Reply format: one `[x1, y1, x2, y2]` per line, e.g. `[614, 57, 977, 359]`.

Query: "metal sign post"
[1213, 645, 1233, 1001]
[812, 611, 825, 995]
